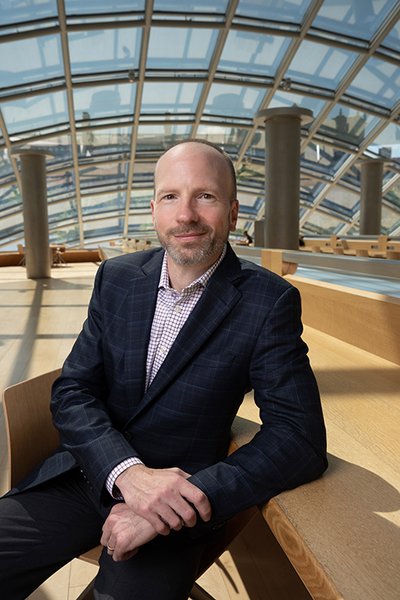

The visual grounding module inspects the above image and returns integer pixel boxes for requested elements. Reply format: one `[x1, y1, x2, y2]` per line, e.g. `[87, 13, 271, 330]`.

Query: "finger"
[157, 508, 185, 532]
[181, 485, 212, 522]
[114, 548, 138, 562]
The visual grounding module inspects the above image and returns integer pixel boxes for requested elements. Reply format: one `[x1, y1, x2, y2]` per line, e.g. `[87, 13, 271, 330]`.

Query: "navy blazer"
[15, 244, 327, 523]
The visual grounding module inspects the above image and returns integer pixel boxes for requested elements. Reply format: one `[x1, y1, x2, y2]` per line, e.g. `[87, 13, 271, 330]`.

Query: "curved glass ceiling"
[0, 0, 399, 250]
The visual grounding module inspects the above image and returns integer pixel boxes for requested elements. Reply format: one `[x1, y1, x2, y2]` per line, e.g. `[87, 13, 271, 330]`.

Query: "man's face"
[151, 143, 238, 269]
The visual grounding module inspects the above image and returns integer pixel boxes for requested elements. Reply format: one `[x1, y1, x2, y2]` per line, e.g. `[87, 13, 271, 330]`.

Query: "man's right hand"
[115, 464, 212, 535]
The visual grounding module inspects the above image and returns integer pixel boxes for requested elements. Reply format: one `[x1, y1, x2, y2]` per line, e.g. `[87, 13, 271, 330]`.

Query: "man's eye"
[161, 194, 176, 202]
[199, 193, 214, 202]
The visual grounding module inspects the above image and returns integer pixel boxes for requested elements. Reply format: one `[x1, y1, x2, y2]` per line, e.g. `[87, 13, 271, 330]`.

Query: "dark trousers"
[0, 470, 218, 599]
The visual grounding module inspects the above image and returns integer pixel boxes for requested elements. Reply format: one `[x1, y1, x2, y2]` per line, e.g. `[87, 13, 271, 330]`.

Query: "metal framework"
[0, 0, 399, 249]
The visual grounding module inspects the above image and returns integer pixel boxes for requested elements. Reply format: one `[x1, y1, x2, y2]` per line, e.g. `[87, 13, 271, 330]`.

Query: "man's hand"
[101, 503, 158, 562]
[115, 464, 212, 535]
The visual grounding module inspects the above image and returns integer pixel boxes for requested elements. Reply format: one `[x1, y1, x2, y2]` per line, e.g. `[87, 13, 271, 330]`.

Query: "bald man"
[0, 140, 327, 599]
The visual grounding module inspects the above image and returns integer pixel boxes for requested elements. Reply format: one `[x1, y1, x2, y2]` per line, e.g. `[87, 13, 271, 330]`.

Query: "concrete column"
[255, 107, 313, 250]
[359, 159, 384, 235]
[17, 150, 52, 279]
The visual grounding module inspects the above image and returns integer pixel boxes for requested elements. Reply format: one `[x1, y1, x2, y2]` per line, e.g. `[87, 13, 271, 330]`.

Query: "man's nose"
[176, 197, 198, 223]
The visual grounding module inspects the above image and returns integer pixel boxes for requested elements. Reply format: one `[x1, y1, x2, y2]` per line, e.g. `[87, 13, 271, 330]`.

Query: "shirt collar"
[159, 245, 227, 293]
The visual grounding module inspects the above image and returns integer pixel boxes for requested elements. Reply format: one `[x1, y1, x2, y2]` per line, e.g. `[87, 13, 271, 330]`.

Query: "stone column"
[16, 150, 52, 279]
[255, 107, 313, 250]
[359, 159, 384, 235]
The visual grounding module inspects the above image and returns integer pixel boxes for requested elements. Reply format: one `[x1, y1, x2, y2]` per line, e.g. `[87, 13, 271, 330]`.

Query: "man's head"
[151, 140, 239, 270]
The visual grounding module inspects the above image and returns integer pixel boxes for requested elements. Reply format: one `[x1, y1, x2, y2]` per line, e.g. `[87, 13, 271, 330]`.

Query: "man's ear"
[230, 199, 239, 231]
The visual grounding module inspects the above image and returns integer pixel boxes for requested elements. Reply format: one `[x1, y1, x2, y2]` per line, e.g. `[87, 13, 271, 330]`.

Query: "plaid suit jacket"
[15, 244, 327, 524]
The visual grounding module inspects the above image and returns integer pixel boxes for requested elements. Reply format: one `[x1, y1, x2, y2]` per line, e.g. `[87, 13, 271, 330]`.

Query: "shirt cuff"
[106, 457, 143, 499]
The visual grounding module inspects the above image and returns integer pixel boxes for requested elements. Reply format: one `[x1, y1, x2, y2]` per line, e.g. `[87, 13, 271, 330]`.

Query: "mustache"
[167, 224, 211, 236]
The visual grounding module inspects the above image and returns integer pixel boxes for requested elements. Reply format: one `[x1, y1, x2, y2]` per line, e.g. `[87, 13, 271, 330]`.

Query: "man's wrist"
[106, 457, 143, 499]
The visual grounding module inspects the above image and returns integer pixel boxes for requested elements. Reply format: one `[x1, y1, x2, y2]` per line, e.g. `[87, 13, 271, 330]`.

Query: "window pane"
[65, 0, 145, 15]
[147, 28, 217, 70]
[69, 28, 141, 75]
[319, 105, 380, 146]
[236, 0, 311, 24]
[0, 34, 63, 89]
[205, 83, 265, 119]
[141, 82, 202, 114]
[1, 91, 68, 135]
[73, 84, 136, 120]
[218, 31, 290, 77]
[346, 57, 400, 110]
[287, 40, 357, 91]
[0, 0, 57, 26]
[313, 0, 398, 42]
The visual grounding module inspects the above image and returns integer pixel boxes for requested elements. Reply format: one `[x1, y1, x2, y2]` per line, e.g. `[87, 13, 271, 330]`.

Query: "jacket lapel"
[122, 250, 163, 402]
[127, 245, 243, 420]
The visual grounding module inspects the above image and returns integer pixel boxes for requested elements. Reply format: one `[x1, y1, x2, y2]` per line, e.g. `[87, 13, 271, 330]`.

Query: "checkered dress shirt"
[105, 247, 226, 497]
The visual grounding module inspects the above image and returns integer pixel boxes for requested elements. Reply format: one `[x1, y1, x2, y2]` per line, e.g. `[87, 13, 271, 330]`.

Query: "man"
[0, 140, 327, 599]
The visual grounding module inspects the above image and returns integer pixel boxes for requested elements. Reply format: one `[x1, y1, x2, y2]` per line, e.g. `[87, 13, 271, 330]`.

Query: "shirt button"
[174, 305, 182, 313]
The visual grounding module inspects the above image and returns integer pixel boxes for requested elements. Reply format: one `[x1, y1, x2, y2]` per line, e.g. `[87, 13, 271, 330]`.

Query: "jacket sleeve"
[50, 260, 140, 498]
[189, 285, 328, 523]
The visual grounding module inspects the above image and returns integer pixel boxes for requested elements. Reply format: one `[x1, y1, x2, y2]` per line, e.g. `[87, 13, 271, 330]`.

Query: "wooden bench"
[386, 240, 400, 260]
[233, 276, 400, 599]
[340, 235, 388, 258]
[301, 236, 390, 258]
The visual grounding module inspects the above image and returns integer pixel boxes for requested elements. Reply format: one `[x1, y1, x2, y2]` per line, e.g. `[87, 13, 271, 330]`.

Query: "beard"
[155, 222, 229, 266]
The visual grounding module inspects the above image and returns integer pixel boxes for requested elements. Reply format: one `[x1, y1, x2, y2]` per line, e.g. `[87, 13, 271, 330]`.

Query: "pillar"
[17, 150, 52, 279]
[359, 159, 384, 235]
[255, 107, 313, 250]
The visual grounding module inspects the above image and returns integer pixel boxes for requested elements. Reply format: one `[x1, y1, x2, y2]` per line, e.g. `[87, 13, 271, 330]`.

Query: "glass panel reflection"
[368, 123, 400, 164]
[65, 0, 145, 15]
[269, 90, 326, 120]
[381, 203, 399, 233]
[82, 191, 126, 216]
[0, 184, 21, 213]
[74, 84, 136, 121]
[47, 170, 76, 200]
[69, 28, 141, 74]
[130, 189, 152, 210]
[79, 162, 129, 191]
[236, 0, 311, 24]
[83, 218, 124, 241]
[205, 84, 265, 119]
[48, 199, 77, 224]
[141, 82, 202, 113]
[302, 209, 344, 234]
[136, 124, 191, 151]
[1, 91, 68, 135]
[0, 0, 57, 26]
[0, 148, 14, 179]
[197, 125, 247, 152]
[153, 0, 228, 13]
[0, 212, 24, 242]
[218, 30, 290, 77]
[76, 126, 132, 159]
[346, 58, 400, 110]
[321, 186, 359, 217]
[385, 180, 400, 210]
[49, 224, 80, 246]
[147, 28, 217, 70]
[313, 0, 398, 42]
[0, 34, 63, 89]
[302, 143, 350, 177]
[319, 105, 380, 146]
[287, 40, 357, 90]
